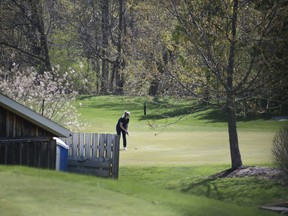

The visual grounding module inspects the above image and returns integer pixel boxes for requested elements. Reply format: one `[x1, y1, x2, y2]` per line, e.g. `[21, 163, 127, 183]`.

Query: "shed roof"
[0, 93, 71, 138]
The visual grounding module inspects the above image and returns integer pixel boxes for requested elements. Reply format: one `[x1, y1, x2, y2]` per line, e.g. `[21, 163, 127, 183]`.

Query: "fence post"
[92, 133, 99, 158]
[72, 132, 78, 159]
[106, 134, 112, 159]
[99, 134, 106, 158]
[85, 133, 92, 157]
[112, 135, 120, 179]
[79, 133, 84, 158]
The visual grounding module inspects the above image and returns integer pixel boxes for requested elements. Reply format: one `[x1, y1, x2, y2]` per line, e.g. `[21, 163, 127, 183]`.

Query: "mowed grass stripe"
[119, 131, 275, 166]
[0, 167, 178, 216]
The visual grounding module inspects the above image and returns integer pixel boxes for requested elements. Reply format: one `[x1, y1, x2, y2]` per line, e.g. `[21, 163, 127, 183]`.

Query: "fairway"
[76, 96, 281, 167]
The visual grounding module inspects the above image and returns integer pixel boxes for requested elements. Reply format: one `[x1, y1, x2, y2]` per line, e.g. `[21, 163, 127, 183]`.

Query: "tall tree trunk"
[31, 0, 51, 72]
[148, 78, 160, 96]
[148, 49, 168, 96]
[26, 21, 40, 66]
[115, 0, 125, 94]
[227, 0, 242, 169]
[91, 1, 101, 94]
[93, 58, 101, 94]
[227, 93, 242, 169]
[204, 70, 210, 105]
[101, 0, 110, 94]
[101, 59, 109, 94]
[110, 63, 116, 92]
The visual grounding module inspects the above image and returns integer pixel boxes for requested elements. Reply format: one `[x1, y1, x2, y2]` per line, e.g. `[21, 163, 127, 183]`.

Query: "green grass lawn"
[0, 166, 280, 216]
[1, 95, 287, 216]
[76, 96, 287, 166]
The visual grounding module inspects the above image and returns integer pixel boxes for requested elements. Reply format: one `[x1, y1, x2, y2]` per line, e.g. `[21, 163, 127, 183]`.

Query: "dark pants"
[116, 128, 127, 148]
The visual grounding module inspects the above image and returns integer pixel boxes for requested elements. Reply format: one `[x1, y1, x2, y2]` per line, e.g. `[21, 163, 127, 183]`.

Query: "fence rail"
[61, 132, 120, 179]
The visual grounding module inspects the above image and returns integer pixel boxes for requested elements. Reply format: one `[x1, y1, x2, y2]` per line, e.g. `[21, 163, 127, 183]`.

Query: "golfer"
[116, 110, 130, 150]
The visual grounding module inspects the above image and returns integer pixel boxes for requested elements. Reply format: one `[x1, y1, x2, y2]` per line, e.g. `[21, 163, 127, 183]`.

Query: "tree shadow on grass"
[139, 105, 200, 120]
[181, 168, 236, 199]
[194, 109, 227, 123]
[195, 109, 275, 123]
[182, 178, 223, 199]
[88, 102, 142, 111]
[138, 99, 214, 121]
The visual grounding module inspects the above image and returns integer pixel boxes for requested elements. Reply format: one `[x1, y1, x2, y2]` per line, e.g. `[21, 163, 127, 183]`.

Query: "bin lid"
[53, 137, 70, 150]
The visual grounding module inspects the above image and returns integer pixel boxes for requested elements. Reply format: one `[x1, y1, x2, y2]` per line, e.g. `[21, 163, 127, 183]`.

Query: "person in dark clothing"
[116, 110, 130, 150]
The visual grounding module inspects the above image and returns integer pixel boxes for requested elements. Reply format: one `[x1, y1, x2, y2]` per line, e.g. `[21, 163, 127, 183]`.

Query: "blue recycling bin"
[54, 137, 69, 171]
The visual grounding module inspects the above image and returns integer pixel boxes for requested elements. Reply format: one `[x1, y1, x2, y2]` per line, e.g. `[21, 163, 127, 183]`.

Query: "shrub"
[272, 127, 288, 182]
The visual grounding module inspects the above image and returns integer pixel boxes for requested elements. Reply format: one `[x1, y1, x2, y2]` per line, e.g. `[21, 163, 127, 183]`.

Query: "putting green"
[119, 130, 274, 166]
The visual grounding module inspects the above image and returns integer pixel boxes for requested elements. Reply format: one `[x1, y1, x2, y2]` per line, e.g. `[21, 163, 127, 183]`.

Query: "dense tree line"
[1, 0, 287, 109]
[1, 0, 287, 169]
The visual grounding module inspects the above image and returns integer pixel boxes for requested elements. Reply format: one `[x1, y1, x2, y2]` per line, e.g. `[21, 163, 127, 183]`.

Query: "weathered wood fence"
[61, 132, 120, 179]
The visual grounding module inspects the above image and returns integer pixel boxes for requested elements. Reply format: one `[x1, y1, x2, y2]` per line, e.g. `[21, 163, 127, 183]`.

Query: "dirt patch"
[213, 166, 288, 215]
[213, 166, 281, 180]
[272, 116, 288, 121]
[261, 203, 288, 215]
[218, 166, 280, 179]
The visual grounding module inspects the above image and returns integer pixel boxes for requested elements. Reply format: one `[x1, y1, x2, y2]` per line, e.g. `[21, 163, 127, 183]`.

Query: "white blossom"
[0, 65, 83, 131]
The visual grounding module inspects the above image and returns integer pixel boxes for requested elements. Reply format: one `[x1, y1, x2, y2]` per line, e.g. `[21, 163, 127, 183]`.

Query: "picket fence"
[61, 132, 120, 179]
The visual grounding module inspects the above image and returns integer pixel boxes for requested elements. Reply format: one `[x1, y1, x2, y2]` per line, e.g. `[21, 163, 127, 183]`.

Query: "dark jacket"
[116, 117, 129, 132]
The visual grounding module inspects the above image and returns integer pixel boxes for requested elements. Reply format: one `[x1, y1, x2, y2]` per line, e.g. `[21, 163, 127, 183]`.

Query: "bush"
[272, 127, 288, 182]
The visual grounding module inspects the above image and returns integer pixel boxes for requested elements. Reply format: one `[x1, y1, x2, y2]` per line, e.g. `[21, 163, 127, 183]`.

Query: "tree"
[165, 0, 286, 169]
[61, 0, 128, 94]
[113, 0, 126, 94]
[253, 0, 288, 114]
[0, 0, 52, 72]
[122, 1, 179, 97]
[100, 0, 110, 94]
[272, 127, 288, 183]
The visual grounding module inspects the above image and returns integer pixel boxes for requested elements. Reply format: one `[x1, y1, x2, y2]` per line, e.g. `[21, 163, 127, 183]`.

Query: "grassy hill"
[0, 166, 280, 216]
[1, 95, 287, 216]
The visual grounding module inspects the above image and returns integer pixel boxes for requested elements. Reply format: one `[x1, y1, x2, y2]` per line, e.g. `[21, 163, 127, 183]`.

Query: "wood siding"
[0, 139, 56, 169]
[0, 107, 56, 169]
[0, 107, 54, 138]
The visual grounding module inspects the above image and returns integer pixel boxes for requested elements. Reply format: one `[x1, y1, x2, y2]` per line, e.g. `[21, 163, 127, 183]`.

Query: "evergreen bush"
[272, 127, 288, 183]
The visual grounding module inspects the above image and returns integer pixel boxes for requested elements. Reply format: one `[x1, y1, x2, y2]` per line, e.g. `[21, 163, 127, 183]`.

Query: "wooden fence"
[61, 132, 120, 179]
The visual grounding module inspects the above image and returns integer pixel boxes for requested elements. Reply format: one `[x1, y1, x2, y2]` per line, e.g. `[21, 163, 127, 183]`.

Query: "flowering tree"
[0, 65, 82, 131]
